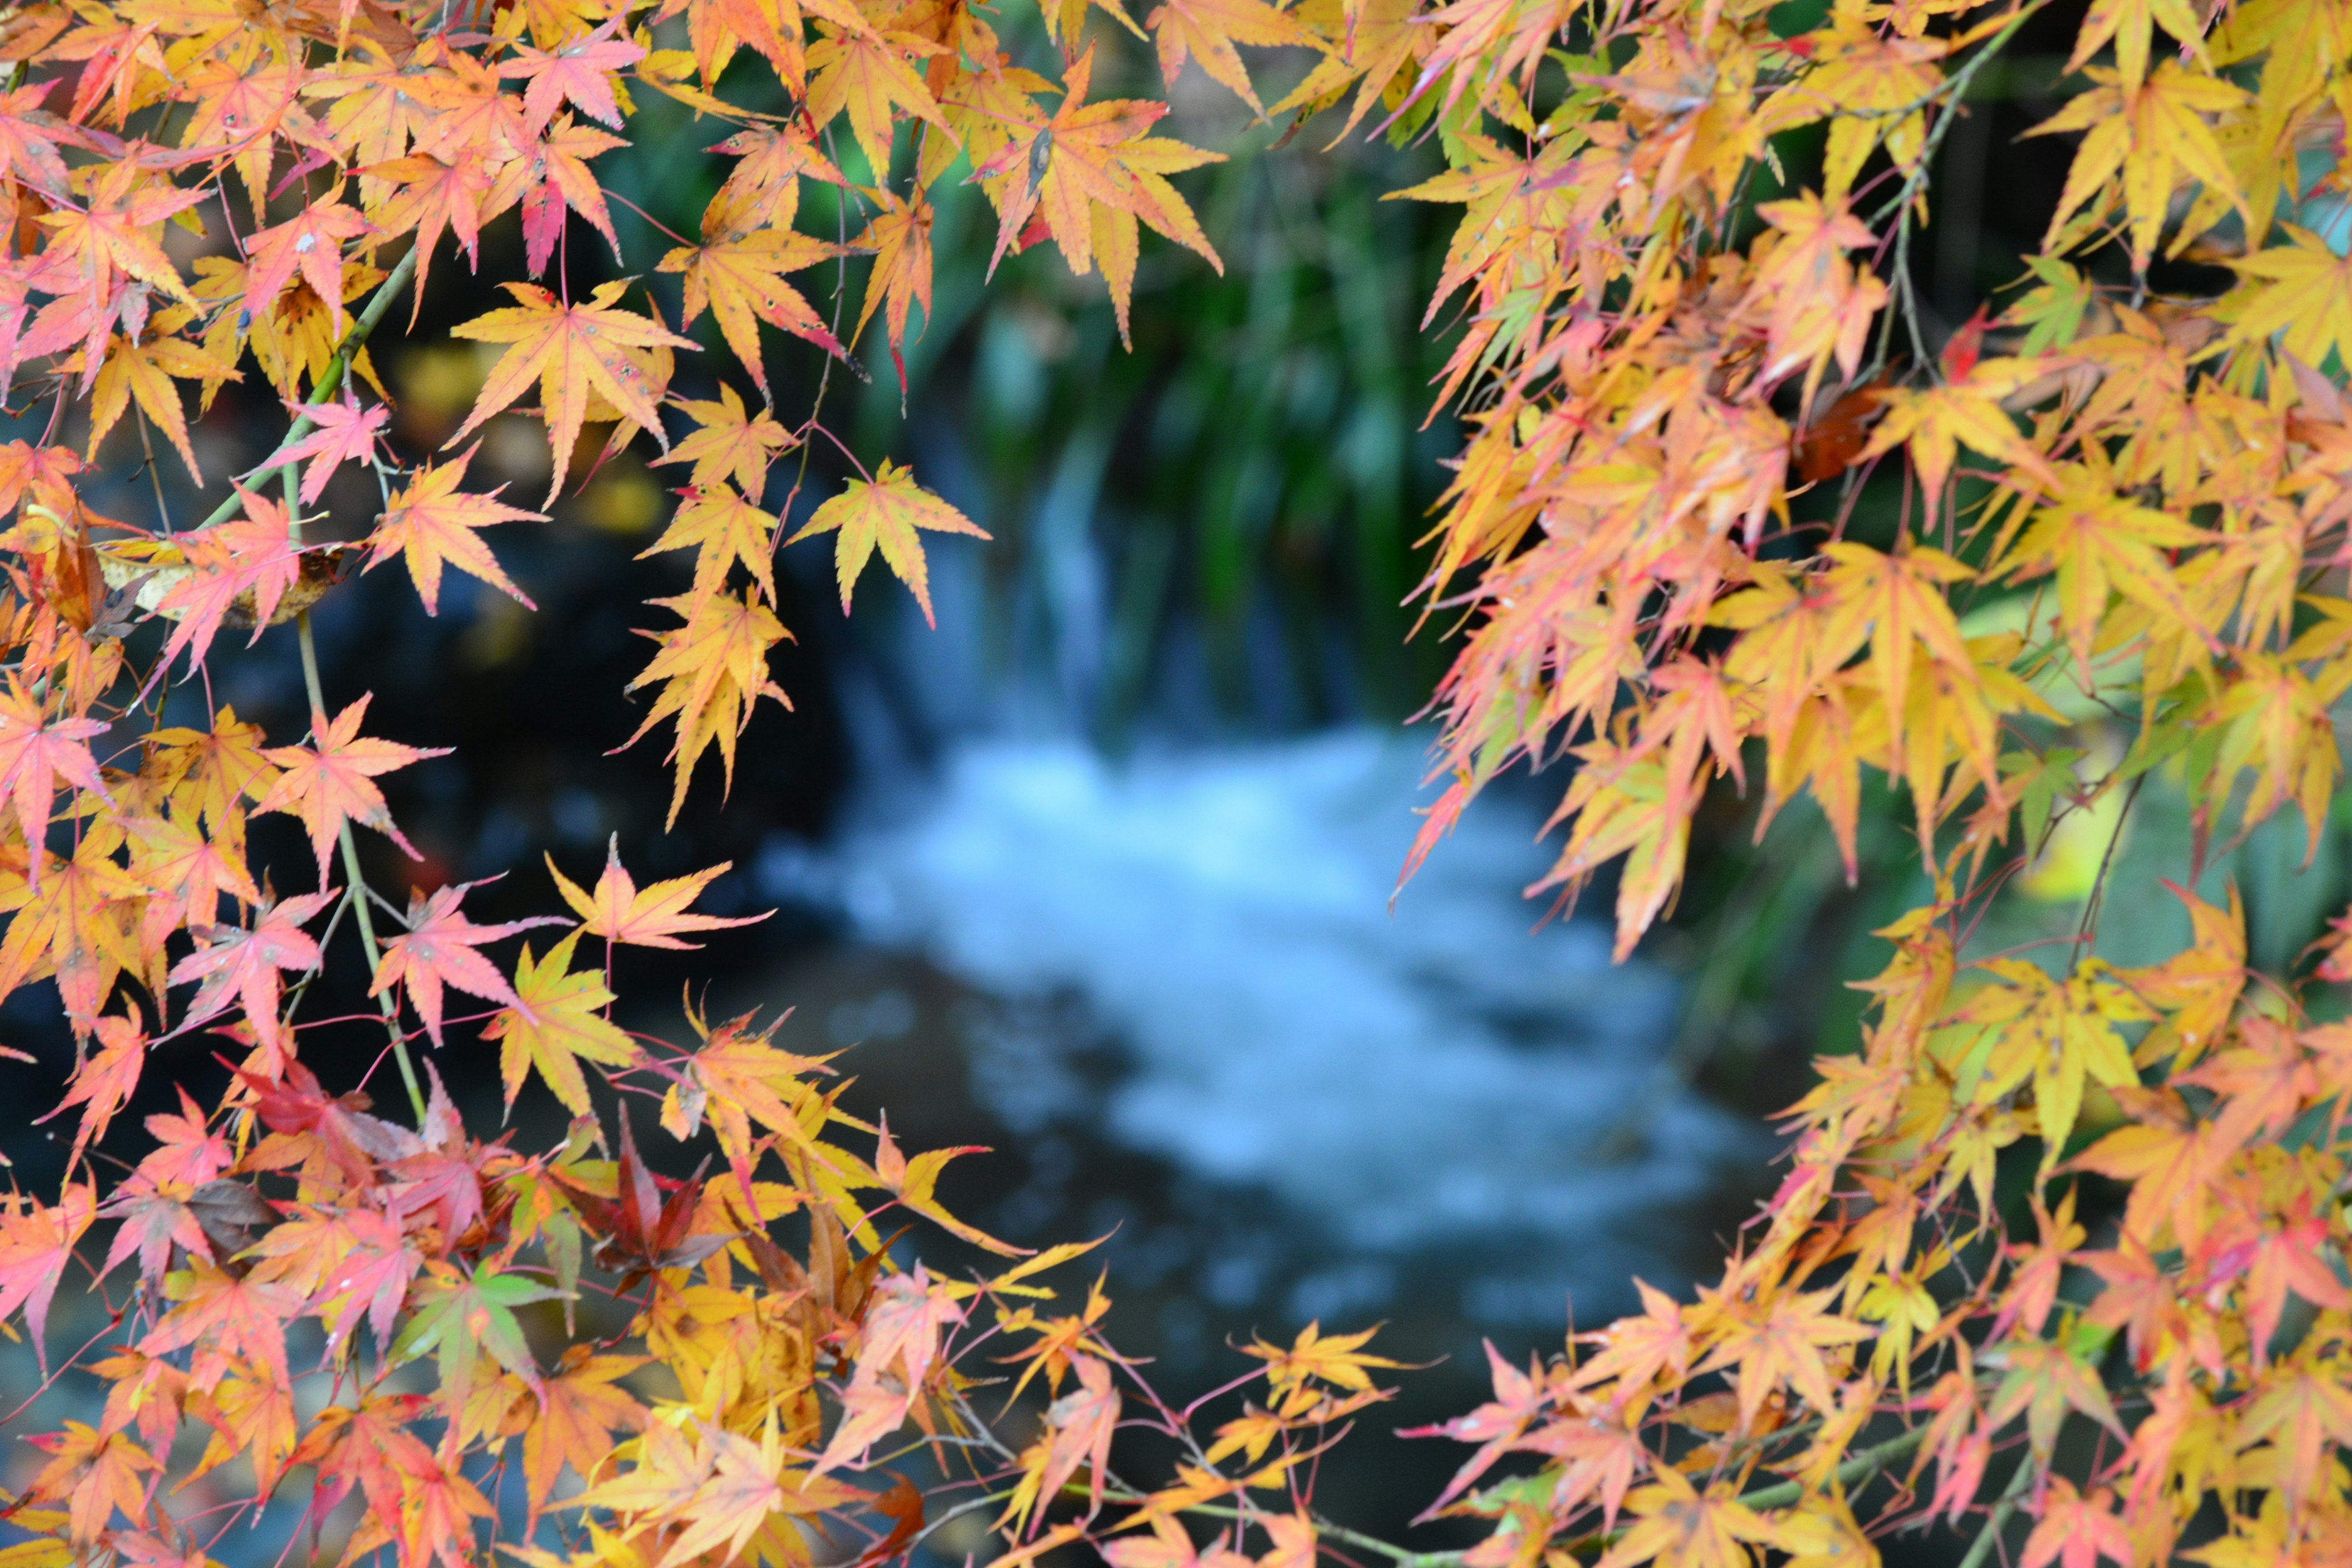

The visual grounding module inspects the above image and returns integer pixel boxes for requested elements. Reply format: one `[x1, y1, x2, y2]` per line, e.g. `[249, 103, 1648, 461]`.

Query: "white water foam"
[815, 730, 1762, 1293]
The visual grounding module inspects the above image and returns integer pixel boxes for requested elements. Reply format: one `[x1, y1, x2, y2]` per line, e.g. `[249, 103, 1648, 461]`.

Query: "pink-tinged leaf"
[0, 1185, 96, 1369]
[369, 880, 564, 1046]
[259, 396, 390, 505]
[167, 889, 334, 1071]
[0, 676, 108, 886]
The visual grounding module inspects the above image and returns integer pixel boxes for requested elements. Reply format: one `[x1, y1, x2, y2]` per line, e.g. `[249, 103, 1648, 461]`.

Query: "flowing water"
[750, 728, 1769, 1367]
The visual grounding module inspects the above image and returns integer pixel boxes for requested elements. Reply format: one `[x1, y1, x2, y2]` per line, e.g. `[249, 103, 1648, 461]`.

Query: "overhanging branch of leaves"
[2, 0, 2351, 1566]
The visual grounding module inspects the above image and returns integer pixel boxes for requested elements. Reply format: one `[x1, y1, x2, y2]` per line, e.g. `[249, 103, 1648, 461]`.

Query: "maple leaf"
[977, 46, 1224, 339]
[247, 1205, 419, 1359]
[1403, 1341, 1550, 1518]
[519, 117, 630, 277]
[2027, 61, 2245, 267]
[137, 1088, 231, 1189]
[361, 148, 506, 312]
[523, 1348, 647, 1522]
[1000, 1351, 1119, 1534]
[2239, 1357, 2352, 1512]
[184, 1370, 299, 1494]
[241, 200, 372, 335]
[850, 186, 933, 381]
[363, 444, 545, 615]
[1569, 1278, 1694, 1400]
[872, 1112, 1022, 1254]
[33, 158, 205, 311]
[1859, 359, 2056, 519]
[805, 28, 953, 187]
[256, 694, 449, 883]
[1594, 1468, 1777, 1568]
[148, 707, 279, 830]
[668, 1009, 832, 1180]
[1243, 1321, 1404, 1417]
[658, 384, 795, 496]
[392, 1264, 565, 1400]
[641, 483, 779, 601]
[2068, 0, 2207, 95]
[23, 1420, 160, 1545]
[0, 1185, 96, 1366]
[0, 676, 109, 872]
[658, 225, 845, 401]
[621, 587, 792, 824]
[559, 1109, 730, 1281]
[788, 458, 990, 626]
[2117, 882, 2244, 1065]
[50, 1012, 148, 1162]
[448, 281, 695, 503]
[1146, 0, 1310, 115]
[1999, 462, 2209, 679]
[1984, 1336, 2125, 1460]
[2221, 226, 2352, 374]
[140, 1258, 301, 1394]
[257, 394, 390, 505]
[483, 930, 642, 1114]
[702, 123, 849, 236]
[499, 20, 647, 137]
[548, 832, 771, 949]
[1694, 1286, 1873, 1431]
[369, 880, 563, 1047]
[816, 1267, 968, 1471]
[86, 331, 238, 483]
[141, 488, 307, 676]
[168, 889, 333, 1069]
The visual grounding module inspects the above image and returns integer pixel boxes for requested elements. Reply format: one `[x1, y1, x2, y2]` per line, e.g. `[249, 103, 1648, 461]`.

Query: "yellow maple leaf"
[786, 458, 989, 626]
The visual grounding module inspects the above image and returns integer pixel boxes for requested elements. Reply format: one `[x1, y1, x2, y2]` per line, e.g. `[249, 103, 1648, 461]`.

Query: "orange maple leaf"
[850, 186, 933, 381]
[872, 1112, 1022, 1255]
[138, 1257, 301, 1395]
[976, 47, 1223, 341]
[658, 225, 845, 401]
[639, 483, 778, 601]
[448, 281, 694, 502]
[546, 832, 771, 949]
[363, 443, 545, 614]
[657, 383, 794, 495]
[255, 693, 449, 881]
[522, 1348, 647, 1523]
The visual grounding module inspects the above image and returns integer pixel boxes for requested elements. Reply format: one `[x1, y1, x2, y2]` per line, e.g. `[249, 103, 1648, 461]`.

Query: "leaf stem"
[268, 240, 428, 1122]
[1953, 1453, 2037, 1568]
[1735, 1422, 1930, 1512]
[192, 242, 421, 535]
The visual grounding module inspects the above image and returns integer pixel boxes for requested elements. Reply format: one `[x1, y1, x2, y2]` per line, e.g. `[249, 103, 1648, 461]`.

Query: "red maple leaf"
[151, 486, 306, 676]
[0, 676, 110, 883]
[167, 889, 333, 1069]
[258, 394, 390, 505]
[256, 693, 448, 883]
[239, 198, 372, 333]
[497, 19, 646, 137]
[0, 1184, 95, 1366]
[369, 880, 562, 1046]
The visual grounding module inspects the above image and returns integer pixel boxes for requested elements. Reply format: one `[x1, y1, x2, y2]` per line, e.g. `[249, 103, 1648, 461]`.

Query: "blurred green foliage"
[592, 26, 1460, 739]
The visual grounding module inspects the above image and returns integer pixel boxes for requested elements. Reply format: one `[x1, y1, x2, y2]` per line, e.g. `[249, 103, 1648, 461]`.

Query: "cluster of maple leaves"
[4, 0, 2352, 1562]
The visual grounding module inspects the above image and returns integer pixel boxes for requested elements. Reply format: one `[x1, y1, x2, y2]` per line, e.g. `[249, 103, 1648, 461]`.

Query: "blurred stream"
[748, 728, 1769, 1359]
